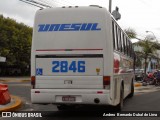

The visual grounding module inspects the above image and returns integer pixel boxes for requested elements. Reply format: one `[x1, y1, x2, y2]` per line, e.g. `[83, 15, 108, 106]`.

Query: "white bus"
[31, 6, 135, 111]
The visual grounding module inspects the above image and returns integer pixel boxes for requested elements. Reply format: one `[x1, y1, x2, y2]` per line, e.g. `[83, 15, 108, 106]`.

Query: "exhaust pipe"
[94, 98, 100, 104]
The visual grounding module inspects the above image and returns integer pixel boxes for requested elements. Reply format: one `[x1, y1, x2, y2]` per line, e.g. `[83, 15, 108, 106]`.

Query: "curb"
[134, 83, 142, 87]
[0, 79, 30, 83]
[0, 95, 22, 112]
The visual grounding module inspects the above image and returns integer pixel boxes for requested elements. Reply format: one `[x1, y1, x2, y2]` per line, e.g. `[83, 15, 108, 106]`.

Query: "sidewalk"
[134, 82, 142, 87]
[134, 85, 160, 96]
[0, 95, 22, 112]
[0, 77, 28, 112]
[0, 77, 30, 83]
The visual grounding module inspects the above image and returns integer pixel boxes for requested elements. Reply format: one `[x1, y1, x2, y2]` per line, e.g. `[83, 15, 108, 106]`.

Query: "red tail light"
[103, 76, 110, 89]
[97, 91, 103, 94]
[35, 91, 40, 93]
[31, 76, 35, 89]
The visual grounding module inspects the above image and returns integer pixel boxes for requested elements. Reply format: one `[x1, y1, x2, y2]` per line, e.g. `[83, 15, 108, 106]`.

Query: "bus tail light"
[103, 76, 110, 89]
[35, 91, 40, 93]
[31, 76, 35, 89]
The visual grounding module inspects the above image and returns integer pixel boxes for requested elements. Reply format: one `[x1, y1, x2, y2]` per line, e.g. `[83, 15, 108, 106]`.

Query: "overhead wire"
[30, 0, 52, 8]
[37, 0, 51, 6]
[37, 0, 57, 7]
[19, 0, 52, 8]
[20, 0, 106, 8]
[19, 0, 44, 8]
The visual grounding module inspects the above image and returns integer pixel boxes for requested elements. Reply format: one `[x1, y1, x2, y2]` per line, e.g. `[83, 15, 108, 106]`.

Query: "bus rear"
[31, 6, 114, 108]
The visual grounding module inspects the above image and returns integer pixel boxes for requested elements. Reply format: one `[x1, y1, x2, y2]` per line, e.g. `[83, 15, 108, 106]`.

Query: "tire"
[142, 82, 147, 86]
[149, 80, 154, 85]
[155, 82, 158, 86]
[115, 85, 124, 111]
[57, 105, 75, 111]
[57, 105, 68, 111]
[155, 80, 160, 86]
[128, 81, 134, 98]
[157, 81, 160, 86]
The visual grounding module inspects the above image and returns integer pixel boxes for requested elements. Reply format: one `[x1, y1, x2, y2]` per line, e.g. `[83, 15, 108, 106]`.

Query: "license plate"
[62, 96, 75, 102]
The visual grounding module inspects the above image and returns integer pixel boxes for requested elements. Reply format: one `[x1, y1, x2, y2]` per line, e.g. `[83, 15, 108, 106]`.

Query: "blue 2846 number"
[52, 61, 85, 73]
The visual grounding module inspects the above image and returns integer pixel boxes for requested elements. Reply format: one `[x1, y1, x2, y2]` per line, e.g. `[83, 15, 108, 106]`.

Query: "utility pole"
[109, 0, 112, 13]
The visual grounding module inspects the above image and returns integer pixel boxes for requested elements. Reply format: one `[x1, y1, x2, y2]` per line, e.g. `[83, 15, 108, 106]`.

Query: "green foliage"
[134, 38, 160, 73]
[124, 27, 160, 72]
[0, 15, 32, 74]
[134, 38, 160, 56]
[124, 28, 137, 39]
[134, 51, 144, 68]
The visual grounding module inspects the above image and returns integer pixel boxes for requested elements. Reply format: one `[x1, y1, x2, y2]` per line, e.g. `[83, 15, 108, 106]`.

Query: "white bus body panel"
[35, 76, 103, 89]
[31, 89, 111, 105]
[36, 58, 103, 76]
[31, 7, 130, 106]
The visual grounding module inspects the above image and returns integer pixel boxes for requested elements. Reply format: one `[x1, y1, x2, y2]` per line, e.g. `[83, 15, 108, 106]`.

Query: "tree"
[124, 28, 160, 73]
[134, 51, 144, 68]
[134, 37, 160, 73]
[0, 15, 32, 75]
[124, 28, 137, 39]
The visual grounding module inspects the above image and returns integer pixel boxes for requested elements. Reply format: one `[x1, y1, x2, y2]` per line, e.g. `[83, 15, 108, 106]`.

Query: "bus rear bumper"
[31, 89, 111, 105]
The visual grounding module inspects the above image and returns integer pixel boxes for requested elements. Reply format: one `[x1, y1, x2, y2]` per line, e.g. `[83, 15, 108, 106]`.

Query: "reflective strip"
[36, 49, 103, 51]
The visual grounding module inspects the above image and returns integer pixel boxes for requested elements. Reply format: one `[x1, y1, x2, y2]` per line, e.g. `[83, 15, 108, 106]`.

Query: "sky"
[0, 0, 160, 42]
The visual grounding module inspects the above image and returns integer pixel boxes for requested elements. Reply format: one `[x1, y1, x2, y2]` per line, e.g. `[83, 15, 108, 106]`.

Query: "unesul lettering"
[38, 23, 101, 32]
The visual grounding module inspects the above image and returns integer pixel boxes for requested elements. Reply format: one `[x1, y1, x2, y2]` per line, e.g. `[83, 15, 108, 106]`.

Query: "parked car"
[135, 69, 144, 81]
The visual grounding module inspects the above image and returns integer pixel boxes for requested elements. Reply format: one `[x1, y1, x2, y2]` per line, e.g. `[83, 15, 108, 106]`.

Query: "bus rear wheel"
[128, 81, 134, 98]
[57, 105, 75, 111]
[57, 105, 68, 110]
